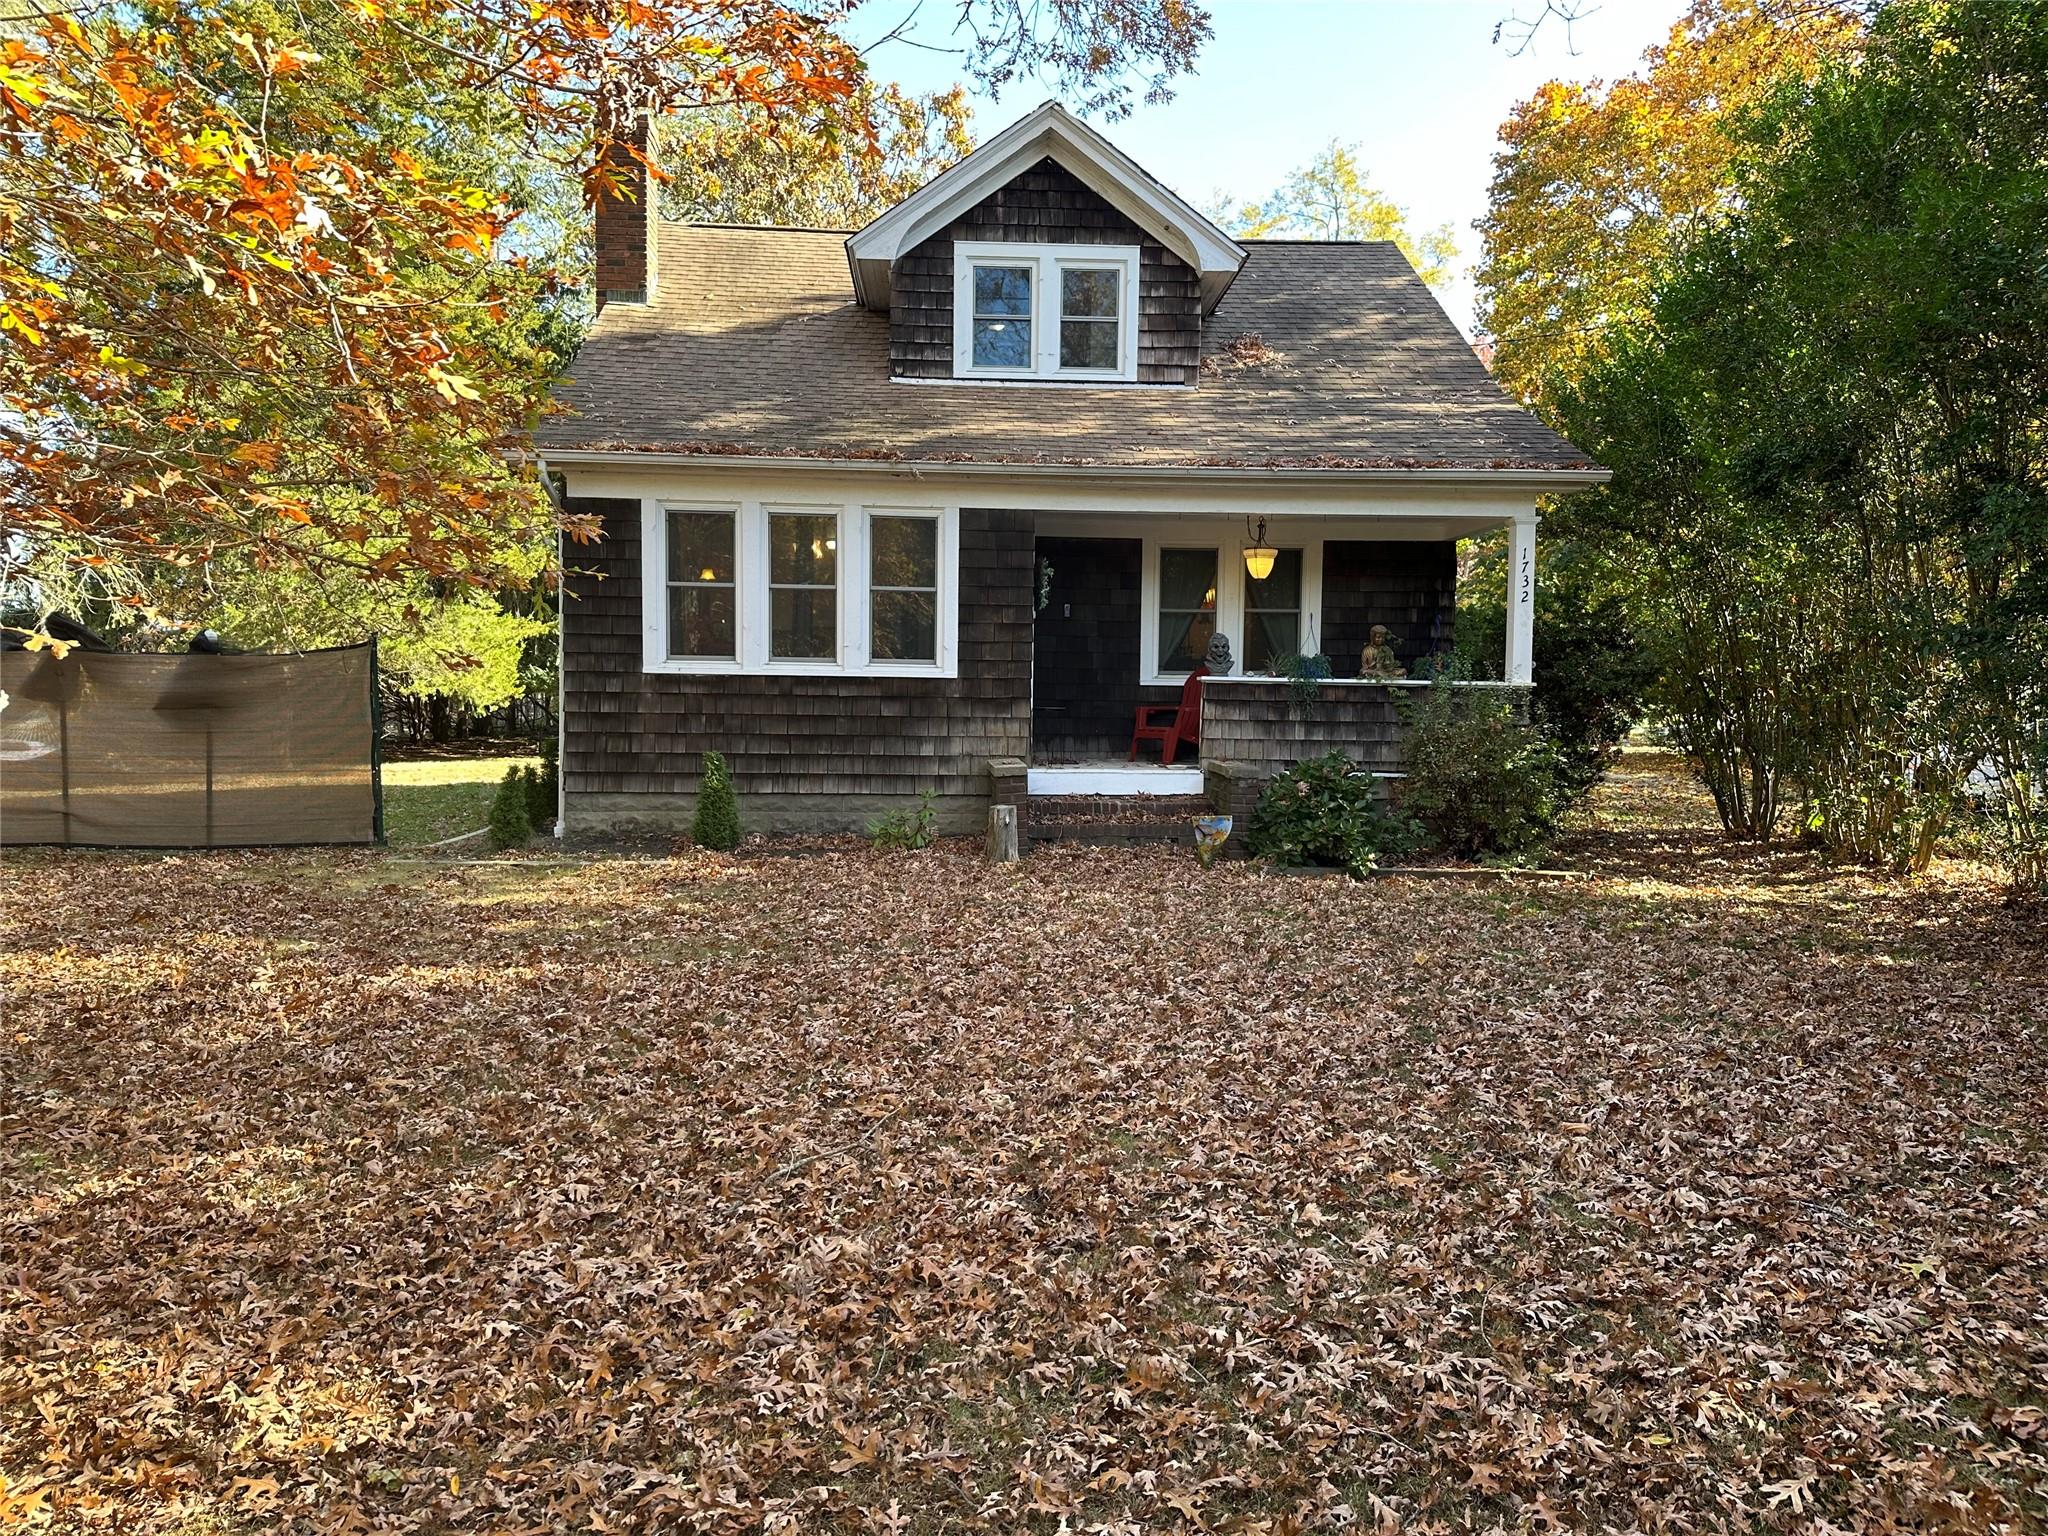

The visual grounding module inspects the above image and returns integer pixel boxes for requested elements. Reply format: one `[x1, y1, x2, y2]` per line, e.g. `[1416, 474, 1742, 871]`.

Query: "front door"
[1030, 536, 1176, 761]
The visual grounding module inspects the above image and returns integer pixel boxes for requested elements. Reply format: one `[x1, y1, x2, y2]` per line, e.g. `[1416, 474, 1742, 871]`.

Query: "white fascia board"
[540, 448, 1609, 493]
[845, 101, 1246, 312]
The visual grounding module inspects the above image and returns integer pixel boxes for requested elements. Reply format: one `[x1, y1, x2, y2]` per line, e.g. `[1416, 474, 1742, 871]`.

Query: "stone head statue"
[1203, 631, 1234, 676]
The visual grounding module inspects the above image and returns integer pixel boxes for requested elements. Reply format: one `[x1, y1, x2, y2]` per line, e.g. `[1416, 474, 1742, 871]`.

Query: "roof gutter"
[534, 449, 1611, 490]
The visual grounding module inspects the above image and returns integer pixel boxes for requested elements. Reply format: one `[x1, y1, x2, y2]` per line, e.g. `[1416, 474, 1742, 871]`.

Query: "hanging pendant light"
[1243, 515, 1277, 582]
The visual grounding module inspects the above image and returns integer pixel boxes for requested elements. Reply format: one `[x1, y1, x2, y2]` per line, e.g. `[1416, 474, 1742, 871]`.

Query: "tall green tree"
[1555, 0, 2048, 884]
[1211, 141, 1456, 288]
[1476, 0, 1863, 406]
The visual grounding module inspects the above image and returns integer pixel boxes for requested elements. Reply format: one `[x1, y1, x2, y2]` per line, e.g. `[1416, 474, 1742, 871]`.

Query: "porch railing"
[1198, 676, 1531, 779]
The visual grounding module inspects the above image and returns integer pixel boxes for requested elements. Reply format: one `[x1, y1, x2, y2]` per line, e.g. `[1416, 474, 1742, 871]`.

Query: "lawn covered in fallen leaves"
[4, 754, 2045, 1534]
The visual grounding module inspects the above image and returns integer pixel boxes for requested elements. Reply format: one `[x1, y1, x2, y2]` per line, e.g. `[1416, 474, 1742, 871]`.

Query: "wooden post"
[987, 804, 1019, 863]
[1506, 513, 1538, 686]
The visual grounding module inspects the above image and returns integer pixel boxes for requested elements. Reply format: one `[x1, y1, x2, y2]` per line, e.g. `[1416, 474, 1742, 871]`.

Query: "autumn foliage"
[0, 2, 1211, 633]
[3, 757, 2045, 1530]
[0, 5, 867, 611]
[1476, 0, 1864, 404]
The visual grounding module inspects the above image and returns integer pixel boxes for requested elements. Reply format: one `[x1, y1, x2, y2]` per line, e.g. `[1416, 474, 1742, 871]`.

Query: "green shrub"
[487, 765, 532, 850]
[1457, 578, 1655, 803]
[868, 789, 938, 850]
[1246, 752, 1428, 877]
[1398, 677, 1565, 859]
[520, 762, 551, 829]
[691, 750, 743, 851]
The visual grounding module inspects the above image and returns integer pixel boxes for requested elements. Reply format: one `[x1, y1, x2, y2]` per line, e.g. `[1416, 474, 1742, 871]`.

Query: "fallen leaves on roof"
[568, 436, 1600, 471]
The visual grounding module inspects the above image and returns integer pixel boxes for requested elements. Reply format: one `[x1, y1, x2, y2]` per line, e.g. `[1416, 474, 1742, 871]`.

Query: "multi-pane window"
[1158, 547, 1219, 674]
[1243, 548, 1303, 673]
[768, 511, 838, 660]
[869, 514, 938, 662]
[665, 509, 735, 659]
[1059, 266, 1122, 372]
[970, 264, 1033, 370]
[953, 244, 1138, 381]
[649, 500, 956, 675]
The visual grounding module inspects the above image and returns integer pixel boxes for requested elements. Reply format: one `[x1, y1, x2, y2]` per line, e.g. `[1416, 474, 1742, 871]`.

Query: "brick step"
[1026, 795, 1217, 846]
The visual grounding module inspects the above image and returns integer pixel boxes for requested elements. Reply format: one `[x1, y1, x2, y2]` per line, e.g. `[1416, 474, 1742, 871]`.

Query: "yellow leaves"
[427, 364, 482, 403]
[0, 55, 54, 119]
[1477, 0, 1864, 402]
[1, 302, 47, 346]
[230, 441, 283, 468]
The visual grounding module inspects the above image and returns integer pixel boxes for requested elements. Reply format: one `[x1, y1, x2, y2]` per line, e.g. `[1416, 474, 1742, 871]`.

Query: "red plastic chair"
[1129, 666, 1207, 764]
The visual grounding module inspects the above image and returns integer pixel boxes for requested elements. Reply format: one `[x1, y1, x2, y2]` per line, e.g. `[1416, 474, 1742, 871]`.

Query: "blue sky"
[850, 0, 1691, 335]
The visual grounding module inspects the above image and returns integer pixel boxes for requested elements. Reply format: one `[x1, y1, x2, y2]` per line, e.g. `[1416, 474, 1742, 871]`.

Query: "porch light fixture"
[1242, 516, 1278, 582]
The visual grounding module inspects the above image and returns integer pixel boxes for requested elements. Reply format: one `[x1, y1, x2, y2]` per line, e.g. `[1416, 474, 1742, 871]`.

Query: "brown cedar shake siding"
[562, 497, 1036, 835]
[889, 158, 1203, 385]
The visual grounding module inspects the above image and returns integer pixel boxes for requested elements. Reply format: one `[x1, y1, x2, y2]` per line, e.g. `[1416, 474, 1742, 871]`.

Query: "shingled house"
[539, 102, 1602, 836]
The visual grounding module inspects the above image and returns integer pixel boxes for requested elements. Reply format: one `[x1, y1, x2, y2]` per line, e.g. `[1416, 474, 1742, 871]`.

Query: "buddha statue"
[1358, 624, 1404, 679]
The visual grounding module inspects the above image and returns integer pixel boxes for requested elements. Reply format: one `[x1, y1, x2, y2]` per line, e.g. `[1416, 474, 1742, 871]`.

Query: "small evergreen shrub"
[691, 750, 743, 851]
[520, 762, 551, 829]
[868, 789, 938, 850]
[1398, 677, 1565, 858]
[1246, 752, 1428, 877]
[487, 764, 532, 850]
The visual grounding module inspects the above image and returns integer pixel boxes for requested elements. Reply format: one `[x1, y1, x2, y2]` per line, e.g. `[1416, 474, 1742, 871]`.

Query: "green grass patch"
[380, 755, 538, 848]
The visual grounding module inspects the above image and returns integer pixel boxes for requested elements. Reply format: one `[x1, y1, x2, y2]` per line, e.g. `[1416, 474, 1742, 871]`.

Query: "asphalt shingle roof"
[537, 224, 1594, 471]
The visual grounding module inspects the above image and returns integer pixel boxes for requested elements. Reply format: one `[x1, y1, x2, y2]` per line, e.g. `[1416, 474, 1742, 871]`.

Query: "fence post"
[369, 635, 386, 845]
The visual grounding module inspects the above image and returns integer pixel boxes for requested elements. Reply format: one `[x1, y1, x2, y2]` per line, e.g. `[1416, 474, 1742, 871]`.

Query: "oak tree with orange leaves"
[0, 0, 1209, 642]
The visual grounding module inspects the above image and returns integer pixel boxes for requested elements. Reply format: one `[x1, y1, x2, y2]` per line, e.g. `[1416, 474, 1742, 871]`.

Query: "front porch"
[1028, 511, 1538, 792]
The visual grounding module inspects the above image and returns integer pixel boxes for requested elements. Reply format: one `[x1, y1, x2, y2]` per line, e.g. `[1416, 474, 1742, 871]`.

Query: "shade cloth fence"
[0, 642, 381, 848]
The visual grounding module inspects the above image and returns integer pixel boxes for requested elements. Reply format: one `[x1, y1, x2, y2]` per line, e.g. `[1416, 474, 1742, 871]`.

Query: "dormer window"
[969, 262, 1034, 369]
[952, 242, 1139, 382]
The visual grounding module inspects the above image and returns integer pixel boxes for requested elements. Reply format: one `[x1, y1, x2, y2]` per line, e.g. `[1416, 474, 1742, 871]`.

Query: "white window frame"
[863, 505, 948, 673]
[658, 502, 741, 665]
[640, 497, 959, 678]
[1138, 532, 1324, 686]
[952, 241, 1141, 382]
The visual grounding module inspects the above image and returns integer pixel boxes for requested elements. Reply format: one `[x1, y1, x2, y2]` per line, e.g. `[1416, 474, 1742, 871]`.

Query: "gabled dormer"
[845, 102, 1246, 386]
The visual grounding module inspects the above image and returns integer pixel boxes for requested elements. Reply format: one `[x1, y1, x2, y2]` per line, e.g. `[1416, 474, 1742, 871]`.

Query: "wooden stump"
[986, 804, 1020, 863]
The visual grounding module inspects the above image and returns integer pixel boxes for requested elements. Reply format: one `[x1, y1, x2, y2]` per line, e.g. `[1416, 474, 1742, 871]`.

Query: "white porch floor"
[1027, 763, 1205, 797]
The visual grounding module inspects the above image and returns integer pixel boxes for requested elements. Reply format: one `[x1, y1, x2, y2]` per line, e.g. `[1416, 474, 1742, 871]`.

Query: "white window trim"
[1138, 532, 1323, 686]
[862, 504, 956, 674]
[640, 497, 959, 678]
[650, 499, 743, 672]
[952, 241, 1141, 382]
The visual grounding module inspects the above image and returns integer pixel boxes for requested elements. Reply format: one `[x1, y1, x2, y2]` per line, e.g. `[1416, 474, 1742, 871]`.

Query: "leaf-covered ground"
[4, 754, 2044, 1534]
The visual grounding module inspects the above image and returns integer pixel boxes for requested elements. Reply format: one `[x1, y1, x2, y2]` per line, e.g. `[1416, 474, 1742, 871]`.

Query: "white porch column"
[1505, 513, 1538, 686]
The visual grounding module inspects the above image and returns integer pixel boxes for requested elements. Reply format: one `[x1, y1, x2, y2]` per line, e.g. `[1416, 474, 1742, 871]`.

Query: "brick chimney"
[594, 116, 658, 309]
